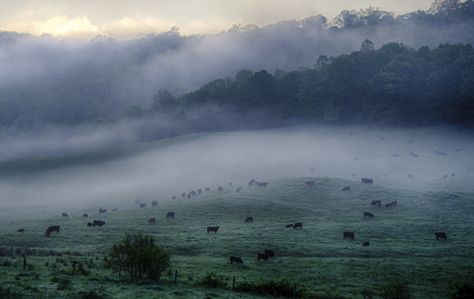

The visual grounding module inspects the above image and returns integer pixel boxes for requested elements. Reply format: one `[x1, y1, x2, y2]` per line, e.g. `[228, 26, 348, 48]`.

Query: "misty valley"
[1, 0, 474, 299]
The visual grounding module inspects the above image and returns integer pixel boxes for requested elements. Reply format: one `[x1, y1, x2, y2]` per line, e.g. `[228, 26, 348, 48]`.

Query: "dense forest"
[0, 0, 474, 130]
[156, 41, 474, 127]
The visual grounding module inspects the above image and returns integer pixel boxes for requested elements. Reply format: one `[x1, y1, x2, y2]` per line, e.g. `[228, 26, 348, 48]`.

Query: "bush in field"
[381, 281, 411, 299]
[197, 272, 227, 289]
[108, 233, 170, 280]
[235, 280, 308, 298]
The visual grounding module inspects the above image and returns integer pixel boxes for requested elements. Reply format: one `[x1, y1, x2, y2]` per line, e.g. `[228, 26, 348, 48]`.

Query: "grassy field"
[1, 176, 473, 298]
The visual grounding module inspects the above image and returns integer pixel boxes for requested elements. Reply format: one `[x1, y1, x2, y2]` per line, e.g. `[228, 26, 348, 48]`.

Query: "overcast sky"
[0, 0, 434, 38]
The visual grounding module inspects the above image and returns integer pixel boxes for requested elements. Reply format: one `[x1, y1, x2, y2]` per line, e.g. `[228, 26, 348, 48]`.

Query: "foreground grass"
[0, 177, 473, 298]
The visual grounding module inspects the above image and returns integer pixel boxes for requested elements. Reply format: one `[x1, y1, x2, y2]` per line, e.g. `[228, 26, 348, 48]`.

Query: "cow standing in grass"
[45, 225, 60, 237]
[257, 253, 269, 262]
[166, 212, 175, 219]
[245, 217, 253, 223]
[230, 256, 243, 264]
[436, 232, 447, 240]
[344, 231, 355, 240]
[207, 226, 219, 233]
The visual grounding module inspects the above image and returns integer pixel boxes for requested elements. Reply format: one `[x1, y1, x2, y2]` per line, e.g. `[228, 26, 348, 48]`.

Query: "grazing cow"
[93, 220, 105, 227]
[342, 186, 351, 191]
[245, 217, 253, 223]
[99, 208, 107, 214]
[205, 187, 210, 192]
[248, 179, 257, 186]
[409, 152, 419, 158]
[152, 201, 158, 207]
[62, 212, 69, 217]
[230, 256, 243, 264]
[343, 231, 355, 240]
[385, 201, 397, 208]
[139, 203, 146, 208]
[148, 218, 156, 224]
[257, 253, 269, 262]
[45, 225, 60, 236]
[217, 187, 224, 192]
[371, 200, 382, 207]
[361, 178, 374, 184]
[363, 212, 375, 218]
[197, 189, 202, 195]
[286, 224, 294, 228]
[257, 182, 269, 188]
[293, 222, 303, 229]
[17, 228, 25, 233]
[166, 212, 175, 218]
[304, 181, 316, 187]
[435, 232, 447, 241]
[181, 192, 186, 198]
[207, 226, 219, 233]
[83, 213, 88, 218]
[87, 222, 93, 227]
[264, 250, 275, 258]
[236, 187, 242, 193]
[362, 241, 370, 247]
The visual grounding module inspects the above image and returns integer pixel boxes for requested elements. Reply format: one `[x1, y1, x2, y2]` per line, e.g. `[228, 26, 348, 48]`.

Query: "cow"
[207, 226, 219, 233]
[62, 212, 69, 217]
[293, 222, 303, 229]
[371, 200, 382, 207]
[304, 181, 316, 187]
[363, 212, 375, 218]
[205, 187, 210, 192]
[217, 187, 224, 192]
[342, 186, 351, 191]
[139, 203, 146, 208]
[248, 179, 257, 186]
[245, 217, 253, 223]
[148, 218, 156, 224]
[257, 182, 269, 188]
[93, 220, 105, 227]
[362, 241, 370, 247]
[228, 182, 233, 186]
[45, 225, 60, 236]
[286, 224, 294, 228]
[166, 212, 175, 219]
[181, 192, 186, 198]
[264, 250, 275, 258]
[435, 232, 447, 241]
[83, 213, 88, 218]
[99, 208, 107, 214]
[343, 231, 355, 240]
[152, 201, 158, 207]
[385, 201, 397, 208]
[87, 222, 93, 227]
[236, 187, 242, 193]
[361, 178, 374, 184]
[230, 256, 243, 264]
[257, 253, 269, 262]
[17, 228, 25, 233]
[197, 189, 202, 195]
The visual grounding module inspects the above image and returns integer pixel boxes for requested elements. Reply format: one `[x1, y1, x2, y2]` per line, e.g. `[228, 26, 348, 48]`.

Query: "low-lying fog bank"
[0, 125, 473, 218]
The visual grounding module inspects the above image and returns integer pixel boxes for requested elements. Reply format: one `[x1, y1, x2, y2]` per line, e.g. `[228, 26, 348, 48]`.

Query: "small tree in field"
[108, 233, 170, 281]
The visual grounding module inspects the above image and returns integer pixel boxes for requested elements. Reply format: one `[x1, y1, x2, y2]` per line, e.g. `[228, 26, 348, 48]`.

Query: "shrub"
[197, 272, 227, 289]
[235, 279, 307, 298]
[108, 233, 170, 281]
[381, 281, 411, 299]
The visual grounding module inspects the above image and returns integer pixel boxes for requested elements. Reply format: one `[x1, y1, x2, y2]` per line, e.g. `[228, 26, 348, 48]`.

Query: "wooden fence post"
[22, 250, 26, 271]
[174, 270, 178, 284]
[232, 276, 236, 290]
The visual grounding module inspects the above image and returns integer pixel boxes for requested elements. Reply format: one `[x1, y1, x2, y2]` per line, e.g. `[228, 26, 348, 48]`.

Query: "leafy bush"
[108, 233, 170, 281]
[196, 272, 227, 289]
[381, 281, 411, 299]
[235, 279, 307, 298]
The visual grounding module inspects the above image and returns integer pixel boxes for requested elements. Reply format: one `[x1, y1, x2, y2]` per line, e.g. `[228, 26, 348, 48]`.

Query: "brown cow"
[343, 231, 355, 240]
[435, 232, 447, 241]
[148, 218, 156, 224]
[207, 226, 219, 233]
[230, 256, 243, 264]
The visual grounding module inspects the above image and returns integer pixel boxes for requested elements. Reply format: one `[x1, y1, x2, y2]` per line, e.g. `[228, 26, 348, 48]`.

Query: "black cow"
[166, 212, 175, 218]
[197, 189, 202, 195]
[435, 232, 447, 241]
[148, 218, 156, 224]
[181, 192, 186, 198]
[152, 201, 158, 207]
[205, 187, 210, 192]
[257, 253, 269, 262]
[17, 228, 25, 233]
[99, 208, 107, 214]
[361, 178, 374, 184]
[207, 226, 219, 233]
[385, 201, 397, 208]
[257, 182, 269, 188]
[362, 241, 370, 247]
[230, 256, 243, 264]
[248, 179, 257, 186]
[286, 224, 294, 228]
[62, 212, 69, 217]
[264, 249, 275, 258]
[83, 213, 88, 217]
[45, 225, 60, 236]
[236, 187, 242, 193]
[87, 222, 93, 227]
[217, 186, 224, 192]
[371, 200, 382, 207]
[342, 186, 351, 191]
[304, 181, 316, 187]
[245, 217, 253, 223]
[343, 231, 355, 240]
[363, 212, 375, 218]
[93, 220, 105, 227]
[139, 203, 146, 208]
[293, 222, 303, 229]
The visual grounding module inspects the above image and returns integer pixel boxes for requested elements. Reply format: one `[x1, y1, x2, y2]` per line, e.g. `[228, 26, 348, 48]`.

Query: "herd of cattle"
[19, 175, 449, 265]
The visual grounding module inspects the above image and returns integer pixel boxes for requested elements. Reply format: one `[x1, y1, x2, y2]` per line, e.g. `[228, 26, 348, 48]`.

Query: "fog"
[1, 126, 473, 219]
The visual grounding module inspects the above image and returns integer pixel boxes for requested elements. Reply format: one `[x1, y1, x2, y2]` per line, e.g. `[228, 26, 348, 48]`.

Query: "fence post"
[22, 250, 26, 271]
[174, 270, 178, 284]
[232, 276, 236, 290]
